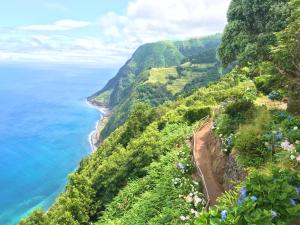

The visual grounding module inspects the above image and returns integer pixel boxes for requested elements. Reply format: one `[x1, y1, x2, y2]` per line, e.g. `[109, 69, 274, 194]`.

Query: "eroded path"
[193, 121, 223, 206]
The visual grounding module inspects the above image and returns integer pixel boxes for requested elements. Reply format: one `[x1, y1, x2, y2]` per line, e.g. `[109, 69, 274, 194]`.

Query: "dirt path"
[194, 121, 223, 206]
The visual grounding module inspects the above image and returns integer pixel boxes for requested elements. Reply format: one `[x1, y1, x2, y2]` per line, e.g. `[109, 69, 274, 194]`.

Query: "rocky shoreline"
[87, 99, 111, 152]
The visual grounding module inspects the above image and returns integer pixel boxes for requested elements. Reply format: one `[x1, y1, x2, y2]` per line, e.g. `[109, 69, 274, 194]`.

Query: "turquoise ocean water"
[0, 64, 114, 224]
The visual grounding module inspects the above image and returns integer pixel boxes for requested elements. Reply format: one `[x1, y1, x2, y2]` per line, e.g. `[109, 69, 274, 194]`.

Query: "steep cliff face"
[90, 35, 222, 109]
[206, 129, 246, 191]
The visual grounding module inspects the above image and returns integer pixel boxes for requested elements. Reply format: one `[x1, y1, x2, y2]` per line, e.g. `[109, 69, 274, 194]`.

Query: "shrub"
[224, 99, 254, 117]
[254, 74, 274, 94]
[234, 107, 272, 166]
[196, 168, 300, 225]
[268, 90, 284, 101]
[184, 106, 210, 124]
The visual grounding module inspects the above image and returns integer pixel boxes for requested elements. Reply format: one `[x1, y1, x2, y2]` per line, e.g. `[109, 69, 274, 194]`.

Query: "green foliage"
[272, 0, 300, 115]
[20, 2, 300, 221]
[97, 142, 205, 225]
[268, 90, 284, 101]
[100, 60, 222, 139]
[118, 102, 157, 147]
[89, 36, 222, 139]
[197, 168, 300, 225]
[21, 66, 255, 225]
[234, 107, 272, 166]
[136, 84, 174, 106]
[272, 0, 300, 78]
[254, 74, 281, 94]
[219, 0, 291, 67]
[184, 106, 211, 124]
[213, 97, 256, 153]
[92, 36, 222, 109]
[224, 99, 254, 117]
[19, 210, 48, 225]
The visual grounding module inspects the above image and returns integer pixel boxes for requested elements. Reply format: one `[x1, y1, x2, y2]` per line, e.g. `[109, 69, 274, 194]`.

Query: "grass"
[146, 67, 178, 84]
[96, 90, 112, 104]
[167, 79, 188, 94]
[255, 95, 287, 110]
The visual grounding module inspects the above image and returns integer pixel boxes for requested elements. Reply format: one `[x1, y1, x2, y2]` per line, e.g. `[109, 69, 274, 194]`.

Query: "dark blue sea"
[0, 64, 115, 225]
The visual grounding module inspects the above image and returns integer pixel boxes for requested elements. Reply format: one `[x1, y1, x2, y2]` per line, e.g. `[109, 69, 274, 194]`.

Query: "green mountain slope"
[90, 34, 221, 108]
[20, 0, 300, 224]
[91, 35, 222, 138]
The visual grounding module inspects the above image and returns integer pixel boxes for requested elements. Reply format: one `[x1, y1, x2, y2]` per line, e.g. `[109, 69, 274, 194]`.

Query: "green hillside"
[90, 34, 221, 108]
[91, 35, 222, 138]
[20, 0, 300, 224]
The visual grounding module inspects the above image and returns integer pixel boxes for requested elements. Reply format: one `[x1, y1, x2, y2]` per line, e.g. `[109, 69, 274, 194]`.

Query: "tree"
[272, 0, 300, 114]
[19, 210, 48, 225]
[219, 0, 291, 67]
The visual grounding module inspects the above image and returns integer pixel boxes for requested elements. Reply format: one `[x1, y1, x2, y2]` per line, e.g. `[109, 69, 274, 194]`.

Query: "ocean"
[0, 64, 115, 225]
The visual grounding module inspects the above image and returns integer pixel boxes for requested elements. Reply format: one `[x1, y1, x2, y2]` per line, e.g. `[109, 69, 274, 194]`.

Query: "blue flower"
[288, 115, 294, 121]
[240, 187, 247, 197]
[296, 186, 300, 195]
[250, 196, 257, 201]
[271, 210, 277, 218]
[289, 199, 297, 206]
[220, 210, 227, 220]
[238, 197, 243, 206]
[275, 133, 283, 140]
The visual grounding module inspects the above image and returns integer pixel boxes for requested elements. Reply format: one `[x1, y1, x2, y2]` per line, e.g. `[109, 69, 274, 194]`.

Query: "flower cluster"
[220, 133, 234, 153]
[262, 112, 300, 165]
[268, 90, 283, 100]
[289, 185, 300, 207]
[281, 140, 295, 151]
[183, 191, 206, 207]
[280, 140, 300, 162]
[174, 145, 207, 223]
[176, 162, 191, 174]
[237, 187, 257, 206]
[179, 215, 190, 221]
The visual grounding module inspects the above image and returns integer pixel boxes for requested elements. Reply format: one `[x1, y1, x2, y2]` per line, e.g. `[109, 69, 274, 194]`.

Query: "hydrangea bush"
[196, 168, 300, 225]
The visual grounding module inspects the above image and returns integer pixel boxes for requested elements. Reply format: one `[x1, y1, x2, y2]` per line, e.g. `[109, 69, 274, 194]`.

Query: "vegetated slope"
[20, 69, 256, 225]
[91, 35, 223, 138]
[90, 34, 221, 108]
[20, 0, 300, 224]
[196, 0, 300, 224]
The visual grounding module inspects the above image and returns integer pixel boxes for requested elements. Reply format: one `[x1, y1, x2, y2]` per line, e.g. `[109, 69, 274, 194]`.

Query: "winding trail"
[193, 121, 223, 206]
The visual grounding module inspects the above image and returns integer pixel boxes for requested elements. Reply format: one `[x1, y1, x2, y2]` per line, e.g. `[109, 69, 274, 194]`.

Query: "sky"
[0, 0, 231, 68]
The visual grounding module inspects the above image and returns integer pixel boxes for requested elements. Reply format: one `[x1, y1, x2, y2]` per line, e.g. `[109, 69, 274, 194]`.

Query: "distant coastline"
[87, 99, 111, 152]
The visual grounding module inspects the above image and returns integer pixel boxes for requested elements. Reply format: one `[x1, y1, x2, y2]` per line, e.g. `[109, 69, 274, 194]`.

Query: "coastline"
[86, 99, 111, 153]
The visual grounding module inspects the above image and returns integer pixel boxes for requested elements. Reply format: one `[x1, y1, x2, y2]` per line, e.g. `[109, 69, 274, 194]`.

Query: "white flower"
[291, 155, 296, 160]
[185, 195, 193, 203]
[180, 216, 186, 221]
[180, 216, 189, 221]
[194, 195, 202, 206]
[191, 209, 199, 217]
[281, 140, 295, 151]
[293, 127, 298, 130]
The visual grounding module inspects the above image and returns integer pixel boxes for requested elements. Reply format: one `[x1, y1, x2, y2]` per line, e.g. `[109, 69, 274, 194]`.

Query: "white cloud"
[0, 33, 132, 67]
[0, 0, 230, 67]
[100, 0, 231, 46]
[18, 20, 91, 32]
